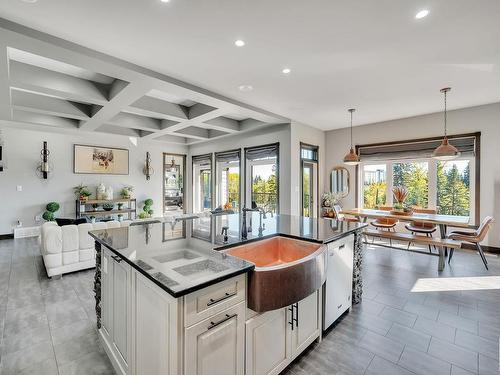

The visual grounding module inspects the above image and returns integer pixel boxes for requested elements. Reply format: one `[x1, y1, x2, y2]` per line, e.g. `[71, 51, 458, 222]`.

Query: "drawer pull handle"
[207, 291, 237, 306]
[207, 313, 237, 330]
[337, 304, 343, 309]
[111, 255, 122, 263]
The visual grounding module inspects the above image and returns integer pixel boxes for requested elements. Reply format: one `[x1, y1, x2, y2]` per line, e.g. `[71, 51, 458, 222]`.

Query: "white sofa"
[40, 220, 131, 277]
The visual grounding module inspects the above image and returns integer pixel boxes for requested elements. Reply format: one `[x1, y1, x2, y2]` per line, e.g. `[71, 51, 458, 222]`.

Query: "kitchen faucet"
[241, 207, 267, 240]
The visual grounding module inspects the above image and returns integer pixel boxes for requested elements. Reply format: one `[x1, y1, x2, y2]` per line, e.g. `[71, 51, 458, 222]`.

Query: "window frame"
[192, 153, 214, 213]
[215, 149, 241, 211]
[355, 132, 480, 225]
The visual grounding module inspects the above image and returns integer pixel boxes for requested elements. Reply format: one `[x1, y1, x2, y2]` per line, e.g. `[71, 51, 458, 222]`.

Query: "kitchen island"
[90, 213, 366, 375]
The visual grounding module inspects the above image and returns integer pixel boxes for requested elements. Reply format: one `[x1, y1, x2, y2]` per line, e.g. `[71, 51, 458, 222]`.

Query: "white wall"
[0, 126, 187, 235]
[324, 102, 500, 247]
[289, 122, 326, 217]
[187, 124, 291, 214]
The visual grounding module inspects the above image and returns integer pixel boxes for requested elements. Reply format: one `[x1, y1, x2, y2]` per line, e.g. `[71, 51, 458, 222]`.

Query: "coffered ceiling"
[0, 20, 287, 145]
[1, 0, 500, 131]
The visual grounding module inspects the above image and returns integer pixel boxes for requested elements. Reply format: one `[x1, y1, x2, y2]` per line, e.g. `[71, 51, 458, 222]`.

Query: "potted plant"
[120, 186, 134, 199]
[138, 199, 154, 219]
[42, 202, 60, 221]
[73, 184, 92, 202]
[117, 203, 124, 210]
[102, 202, 115, 211]
[392, 186, 411, 214]
[92, 203, 99, 211]
[89, 216, 96, 224]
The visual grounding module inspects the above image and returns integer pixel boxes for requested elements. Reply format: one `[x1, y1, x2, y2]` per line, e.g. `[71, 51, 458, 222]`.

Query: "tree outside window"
[392, 162, 429, 208]
[437, 161, 470, 216]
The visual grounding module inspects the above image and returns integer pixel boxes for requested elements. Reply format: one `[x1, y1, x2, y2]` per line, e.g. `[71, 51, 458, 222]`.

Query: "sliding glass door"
[192, 154, 213, 213]
[215, 150, 241, 211]
[245, 143, 279, 214]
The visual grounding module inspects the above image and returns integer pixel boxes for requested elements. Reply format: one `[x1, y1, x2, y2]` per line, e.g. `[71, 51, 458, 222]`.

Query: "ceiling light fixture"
[238, 85, 253, 92]
[20, 0, 38, 3]
[282, 68, 291, 74]
[234, 40, 245, 47]
[343, 108, 361, 166]
[432, 87, 460, 160]
[160, 0, 170, 3]
[415, 9, 429, 19]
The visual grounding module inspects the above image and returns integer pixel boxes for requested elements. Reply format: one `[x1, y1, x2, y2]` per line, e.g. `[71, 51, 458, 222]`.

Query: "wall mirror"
[330, 167, 350, 197]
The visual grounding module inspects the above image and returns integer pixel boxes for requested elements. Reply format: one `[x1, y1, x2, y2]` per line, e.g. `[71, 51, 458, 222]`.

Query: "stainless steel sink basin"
[224, 236, 326, 312]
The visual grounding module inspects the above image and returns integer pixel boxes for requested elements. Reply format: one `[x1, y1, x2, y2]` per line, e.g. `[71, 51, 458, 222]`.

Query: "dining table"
[340, 208, 471, 269]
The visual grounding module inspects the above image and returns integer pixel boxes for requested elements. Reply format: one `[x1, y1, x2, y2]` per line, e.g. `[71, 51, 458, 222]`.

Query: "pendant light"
[432, 87, 460, 160]
[343, 108, 361, 165]
[169, 156, 177, 172]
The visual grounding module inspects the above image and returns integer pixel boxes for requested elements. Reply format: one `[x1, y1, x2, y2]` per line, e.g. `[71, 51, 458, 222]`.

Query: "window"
[215, 150, 241, 211]
[392, 161, 429, 208]
[356, 133, 479, 222]
[245, 143, 279, 214]
[301, 143, 319, 217]
[362, 164, 387, 209]
[437, 160, 471, 216]
[163, 153, 186, 215]
[192, 154, 213, 213]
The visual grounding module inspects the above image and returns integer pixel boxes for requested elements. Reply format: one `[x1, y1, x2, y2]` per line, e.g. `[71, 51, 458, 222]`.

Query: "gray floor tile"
[345, 310, 393, 335]
[403, 301, 439, 320]
[50, 319, 95, 346]
[387, 323, 431, 352]
[455, 329, 499, 361]
[399, 346, 451, 375]
[438, 310, 479, 334]
[479, 354, 499, 375]
[54, 331, 101, 366]
[478, 321, 500, 342]
[365, 356, 416, 375]
[414, 315, 456, 342]
[1, 324, 51, 355]
[375, 292, 407, 309]
[45, 299, 89, 330]
[379, 306, 417, 327]
[17, 357, 59, 375]
[451, 365, 476, 375]
[0, 341, 55, 374]
[358, 330, 404, 363]
[428, 337, 479, 373]
[58, 351, 114, 375]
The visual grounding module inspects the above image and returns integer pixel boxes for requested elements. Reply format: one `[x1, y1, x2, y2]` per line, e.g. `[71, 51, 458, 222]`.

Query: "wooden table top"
[341, 208, 471, 228]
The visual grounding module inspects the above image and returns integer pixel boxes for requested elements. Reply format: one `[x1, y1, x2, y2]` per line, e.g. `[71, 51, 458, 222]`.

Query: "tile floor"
[0, 237, 499, 374]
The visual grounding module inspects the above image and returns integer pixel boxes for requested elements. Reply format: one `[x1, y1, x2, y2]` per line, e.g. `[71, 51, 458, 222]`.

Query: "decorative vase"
[97, 183, 106, 200]
[105, 186, 113, 200]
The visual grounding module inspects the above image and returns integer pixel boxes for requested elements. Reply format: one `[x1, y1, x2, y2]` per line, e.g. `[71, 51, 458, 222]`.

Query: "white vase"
[97, 183, 106, 200]
[105, 186, 114, 200]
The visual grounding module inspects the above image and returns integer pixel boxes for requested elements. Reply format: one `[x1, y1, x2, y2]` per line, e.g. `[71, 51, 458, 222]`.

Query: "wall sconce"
[143, 151, 154, 180]
[36, 141, 51, 179]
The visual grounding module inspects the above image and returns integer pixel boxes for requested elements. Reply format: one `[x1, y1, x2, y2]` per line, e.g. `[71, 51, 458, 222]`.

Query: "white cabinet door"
[291, 291, 320, 359]
[324, 236, 354, 329]
[245, 307, 291, 375]
[185, 302, 245, 375]
[132, 271, 179, 375]
[101, 248, 113, 342]
[112, 256, 131, 373]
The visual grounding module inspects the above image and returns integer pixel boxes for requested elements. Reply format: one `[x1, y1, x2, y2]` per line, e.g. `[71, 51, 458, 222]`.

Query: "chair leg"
[476, 243, 489, 270]
[448, 248, 454, 264]
[427, 233, 432, 253]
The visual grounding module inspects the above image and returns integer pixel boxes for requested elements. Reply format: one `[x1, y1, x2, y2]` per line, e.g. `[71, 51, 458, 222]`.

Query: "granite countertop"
[89, 213, 366, 298]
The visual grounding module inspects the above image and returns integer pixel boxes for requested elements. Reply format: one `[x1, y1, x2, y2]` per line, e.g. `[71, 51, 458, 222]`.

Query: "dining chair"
[332, 204, 361, 223]
[447, 216, 494, 270]
[371, 206, 398, 246]
[405, 208, 437, 253]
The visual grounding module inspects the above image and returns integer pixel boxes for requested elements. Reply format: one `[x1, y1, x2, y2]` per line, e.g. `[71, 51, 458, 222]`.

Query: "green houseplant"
[102, 202, 115, 211]
[43, 202, 60, 221]
[138, 199, 154, 219]
[73, 184, 92, 202]
[120, 186, 134, 199]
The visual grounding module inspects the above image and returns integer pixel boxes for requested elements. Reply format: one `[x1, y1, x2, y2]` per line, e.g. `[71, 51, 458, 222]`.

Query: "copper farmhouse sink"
[224, 236, 327, 312]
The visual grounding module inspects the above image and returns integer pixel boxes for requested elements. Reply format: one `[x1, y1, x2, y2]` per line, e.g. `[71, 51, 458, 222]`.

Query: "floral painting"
[74, 144, 129, 175]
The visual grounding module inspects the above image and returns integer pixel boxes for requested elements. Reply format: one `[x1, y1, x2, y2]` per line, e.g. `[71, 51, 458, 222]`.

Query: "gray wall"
[324, 102, 500, 247]
[0, 126, 187, 234]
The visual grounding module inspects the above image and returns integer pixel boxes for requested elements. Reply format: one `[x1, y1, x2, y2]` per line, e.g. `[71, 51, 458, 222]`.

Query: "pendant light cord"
[444, 89, 447, 137]
[350, 110, 353, 149]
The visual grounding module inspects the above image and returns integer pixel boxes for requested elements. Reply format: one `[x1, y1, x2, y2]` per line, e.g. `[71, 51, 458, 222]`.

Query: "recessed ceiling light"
[238, 85, 253, 92]
[234, 40, 245, 47]
[20, 0, 38, 3]
[415, 9, 429, 19]
[282, 68, 291, 74]
[160, 0, 170, 2]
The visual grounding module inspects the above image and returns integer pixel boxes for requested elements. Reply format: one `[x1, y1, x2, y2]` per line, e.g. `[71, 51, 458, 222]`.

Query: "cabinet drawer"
[327, 234, 354, 252]
[184, 274, 246, 327]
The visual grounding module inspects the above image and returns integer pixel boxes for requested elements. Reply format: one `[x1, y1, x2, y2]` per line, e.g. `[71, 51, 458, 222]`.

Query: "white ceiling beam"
[12, 109, 79, 129]
[95, 124, 141, 137]
[79, 81, 150, 131]
[203, 116, 240, 133]
[11, 89, 91, 120]
[108, 112, 162, 132]
[240, 118, 266, 131]
[153, 134, 190, 144]
[0, 42, 11, 120]
[9, 61, 108, 105]
[128, 95, 188, 120]
[188, 103, 217, 119]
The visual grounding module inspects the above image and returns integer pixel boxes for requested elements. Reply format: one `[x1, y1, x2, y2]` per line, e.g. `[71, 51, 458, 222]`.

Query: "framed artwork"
[74, 144, 129, 175]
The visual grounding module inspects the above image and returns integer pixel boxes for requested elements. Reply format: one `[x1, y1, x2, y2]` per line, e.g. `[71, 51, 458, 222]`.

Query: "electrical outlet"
[34, 214, 42, 222]
[16, 185, 22, 192]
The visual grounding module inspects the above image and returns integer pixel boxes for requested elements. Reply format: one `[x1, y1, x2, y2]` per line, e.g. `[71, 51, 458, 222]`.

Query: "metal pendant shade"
[343, 108, 361, 166]
[432, 88, 460, 161]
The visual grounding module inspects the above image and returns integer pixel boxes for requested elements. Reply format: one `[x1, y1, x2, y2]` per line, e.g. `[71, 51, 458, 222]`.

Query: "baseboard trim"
[462, 243, 500, 254]
[0, 233, 14, 240]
